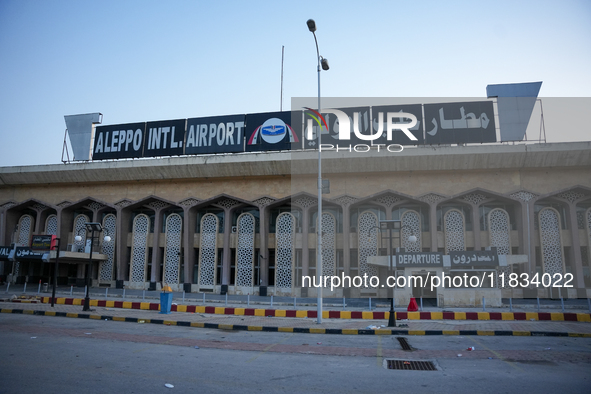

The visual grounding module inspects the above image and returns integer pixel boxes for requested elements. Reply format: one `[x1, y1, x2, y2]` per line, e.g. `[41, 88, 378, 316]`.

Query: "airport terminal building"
[1, 84, 590, 306]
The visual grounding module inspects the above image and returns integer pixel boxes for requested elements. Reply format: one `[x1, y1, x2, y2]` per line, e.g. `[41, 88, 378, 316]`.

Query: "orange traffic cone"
[407, 297, 419, 312]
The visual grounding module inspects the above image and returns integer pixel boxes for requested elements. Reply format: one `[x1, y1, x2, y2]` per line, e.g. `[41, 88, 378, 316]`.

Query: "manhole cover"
[386, 359, 437, 371]
[396, 336, 413, 351]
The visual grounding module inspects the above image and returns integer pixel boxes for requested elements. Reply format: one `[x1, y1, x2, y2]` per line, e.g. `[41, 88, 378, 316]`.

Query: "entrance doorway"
[411, 271, 437, 307]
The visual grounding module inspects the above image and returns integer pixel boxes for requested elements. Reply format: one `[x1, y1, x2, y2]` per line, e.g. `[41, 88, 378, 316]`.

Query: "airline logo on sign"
[248, 118, 298, 145]
[245, 111, 301, 152]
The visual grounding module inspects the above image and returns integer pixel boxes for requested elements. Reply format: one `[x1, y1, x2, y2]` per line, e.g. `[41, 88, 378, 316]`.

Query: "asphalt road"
[0, 314, 590, 394]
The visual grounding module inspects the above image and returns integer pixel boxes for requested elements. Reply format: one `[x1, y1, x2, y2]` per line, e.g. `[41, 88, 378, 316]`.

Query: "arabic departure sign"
[185, 114, 246, 154]
[93, 122, 146, 160]
[245, 111, 301, 152]
[15, 247, 47, 261]
[424, 101, 496, 144]
[449, 251, 498, 267]
[395, 252, 443, 267]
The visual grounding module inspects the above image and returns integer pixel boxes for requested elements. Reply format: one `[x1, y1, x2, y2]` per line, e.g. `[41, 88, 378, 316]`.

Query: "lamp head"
[104, 235, 111, 242]
[408, 235, 418, 243]
[306, 19, 316, 32]
[321, 57, 329, 70]
[74, 235, 82, 242]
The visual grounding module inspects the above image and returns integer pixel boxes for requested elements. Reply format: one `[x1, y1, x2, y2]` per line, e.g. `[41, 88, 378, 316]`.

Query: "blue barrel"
[159, 292, 173, 314]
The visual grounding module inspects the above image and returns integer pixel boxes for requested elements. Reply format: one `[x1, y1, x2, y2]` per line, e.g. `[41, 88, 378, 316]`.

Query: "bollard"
[105, 287, 108, 299]
[509, 297, 513, 312]
[270, 295, 273, 307]
[203, 292, 206, 304]
[84, 285, 87, 297]
[37, 280, 41, 294]
[420, 297, 423, 312]
[537, 297, 540, 312]
[482, 296, 486, 311]
[182, 291, 185, 303]
[294, 297, 296, 308]
[247, 294, 250, 306]
[70, 285, 73, 296]
[225, 293, 228, 306]
[6, 282, 10, 294]
[123, 288, 126, 299]
[142, 290, 145, 301]
[343, 297, 346, 309]
[23, 282, 27, 294]
[369, 297, 372, 311]
[560, 297, 565, 312]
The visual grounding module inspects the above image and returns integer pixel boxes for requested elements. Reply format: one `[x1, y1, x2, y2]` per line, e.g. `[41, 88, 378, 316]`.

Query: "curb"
[36, 297, 591, 322]
[2, 308, 591, 337]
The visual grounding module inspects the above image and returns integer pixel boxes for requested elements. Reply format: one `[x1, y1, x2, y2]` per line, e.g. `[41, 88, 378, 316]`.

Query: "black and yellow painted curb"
[34, 297, 591, 322]
[2, 308, 591, 337]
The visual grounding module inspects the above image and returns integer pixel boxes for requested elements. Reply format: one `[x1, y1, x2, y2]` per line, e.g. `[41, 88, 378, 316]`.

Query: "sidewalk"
[2, 299, 591, 337]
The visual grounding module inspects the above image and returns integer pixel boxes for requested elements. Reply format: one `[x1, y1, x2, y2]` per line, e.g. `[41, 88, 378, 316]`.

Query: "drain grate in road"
[386, 359, 437, 371]
[396, 336, 413, 351]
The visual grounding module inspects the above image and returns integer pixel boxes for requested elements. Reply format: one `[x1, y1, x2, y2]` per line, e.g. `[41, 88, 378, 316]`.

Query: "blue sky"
[0, 0, 590, 167]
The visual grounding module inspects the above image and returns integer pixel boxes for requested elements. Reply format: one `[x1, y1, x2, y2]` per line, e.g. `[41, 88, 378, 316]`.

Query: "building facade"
[1, 141, 590, 304]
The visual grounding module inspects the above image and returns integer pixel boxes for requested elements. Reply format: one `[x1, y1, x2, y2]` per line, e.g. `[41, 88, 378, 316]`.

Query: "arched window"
[444, 209, 465, 253]
[130, 214, 150, 283]
[358, 211, 378, 279]
[235, 213, 255, 287]
[98, 214, 116, 282]
[275, 212, 295, 289]
[163, 213, 182, 285]
[539, 207, 565, 277]
[198, 213, 219, 286]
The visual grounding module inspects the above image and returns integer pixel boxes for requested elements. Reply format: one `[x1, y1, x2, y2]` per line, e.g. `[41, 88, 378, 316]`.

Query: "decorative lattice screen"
[235, 213, 255, 287]
[98, 214, 117, 282]
[45, 215, 58, 236]
[130, 214, 149, 283]
[275, 212, 295, 288]
[444, 209, 465, 253]
[321, 212, 336, 277]
[539, 207, 564, 277]
[401, 210, 421, 252]
[163, 213, 182, 285]
[358, 211, 378, 280]
[73, 214, 89, 252]
[199, 214, 218, 286]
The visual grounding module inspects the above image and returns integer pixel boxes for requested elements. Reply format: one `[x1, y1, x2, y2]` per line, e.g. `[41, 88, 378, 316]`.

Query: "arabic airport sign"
[449, 251, 498, 267]
[424, 101, 496, 144]
[90, 101, 496, 160]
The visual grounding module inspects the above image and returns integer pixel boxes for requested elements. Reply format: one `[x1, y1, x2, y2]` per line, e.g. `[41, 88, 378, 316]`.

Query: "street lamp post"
[307, 18, 329, 324]
[75, 222, 111, 312]
[51, 237, 61, 307]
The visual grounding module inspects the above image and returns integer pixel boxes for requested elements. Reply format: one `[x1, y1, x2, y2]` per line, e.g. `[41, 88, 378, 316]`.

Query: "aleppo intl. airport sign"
[91, 100, 496, 160]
